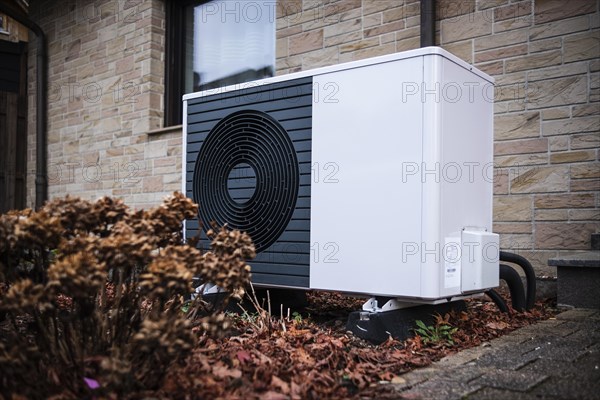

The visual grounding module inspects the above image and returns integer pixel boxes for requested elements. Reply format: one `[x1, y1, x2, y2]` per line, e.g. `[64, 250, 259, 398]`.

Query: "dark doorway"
[0, 40, 27, 213]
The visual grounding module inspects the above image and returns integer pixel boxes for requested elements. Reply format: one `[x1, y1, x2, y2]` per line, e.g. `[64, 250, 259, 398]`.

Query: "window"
[165, 0, 276, 126]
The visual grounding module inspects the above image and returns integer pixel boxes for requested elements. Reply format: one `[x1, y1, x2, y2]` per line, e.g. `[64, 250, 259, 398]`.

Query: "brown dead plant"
[0, 192, 254, 398]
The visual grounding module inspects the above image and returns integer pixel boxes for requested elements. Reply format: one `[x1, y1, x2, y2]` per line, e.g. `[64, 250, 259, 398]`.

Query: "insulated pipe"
[486, 289, 509, 313]
[500, 264, 526, 312]
[420, 0, 436, 47]
[500, 251, 536, 310]
[0, 3, 47, 209]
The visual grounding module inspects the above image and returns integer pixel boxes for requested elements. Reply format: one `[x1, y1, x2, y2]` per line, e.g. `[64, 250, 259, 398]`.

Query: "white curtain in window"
[193, 0, 275, 85]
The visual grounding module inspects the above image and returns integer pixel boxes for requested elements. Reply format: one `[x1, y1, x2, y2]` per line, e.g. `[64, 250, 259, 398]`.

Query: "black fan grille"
[193, 109, 300, 253]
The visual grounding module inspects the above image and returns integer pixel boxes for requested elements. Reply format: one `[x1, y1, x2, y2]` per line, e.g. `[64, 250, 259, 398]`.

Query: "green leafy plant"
[414, 314, 458, 346]
[292, 311, 303, 324]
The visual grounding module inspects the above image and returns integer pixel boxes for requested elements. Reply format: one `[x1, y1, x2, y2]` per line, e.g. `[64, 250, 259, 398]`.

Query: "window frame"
[165, 0, 207, 127]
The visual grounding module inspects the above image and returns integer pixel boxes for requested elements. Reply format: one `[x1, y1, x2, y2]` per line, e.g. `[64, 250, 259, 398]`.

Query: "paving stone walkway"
[389, 309, 600, 399]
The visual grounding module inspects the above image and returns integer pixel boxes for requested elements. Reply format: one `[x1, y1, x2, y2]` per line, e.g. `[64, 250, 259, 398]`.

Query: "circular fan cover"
[193, 109, 299, 253]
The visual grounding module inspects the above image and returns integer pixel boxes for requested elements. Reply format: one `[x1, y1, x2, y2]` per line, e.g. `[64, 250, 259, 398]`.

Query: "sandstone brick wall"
[276, 0, 422, 74]
[277, 0, 599, 276]
[27, 0, 180, 211]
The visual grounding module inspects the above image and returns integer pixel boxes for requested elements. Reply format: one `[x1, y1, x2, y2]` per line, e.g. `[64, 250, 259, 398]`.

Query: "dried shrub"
[0, 192, 254, 398]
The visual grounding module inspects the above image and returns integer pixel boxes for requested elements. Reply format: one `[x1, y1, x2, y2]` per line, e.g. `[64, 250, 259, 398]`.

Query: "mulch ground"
[160, 290, 557, 399]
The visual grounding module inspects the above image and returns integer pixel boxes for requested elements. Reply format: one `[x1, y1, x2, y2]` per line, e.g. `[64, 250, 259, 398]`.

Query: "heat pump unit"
[183, 47, 498, 303]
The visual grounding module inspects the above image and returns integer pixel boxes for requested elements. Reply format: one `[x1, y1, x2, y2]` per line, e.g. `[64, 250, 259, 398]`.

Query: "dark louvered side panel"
[185, 77, 313, 288]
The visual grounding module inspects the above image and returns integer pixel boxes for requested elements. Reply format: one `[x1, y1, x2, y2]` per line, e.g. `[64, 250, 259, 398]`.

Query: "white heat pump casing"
[183, 47, 497, 302]
[308, 49, 495, 299]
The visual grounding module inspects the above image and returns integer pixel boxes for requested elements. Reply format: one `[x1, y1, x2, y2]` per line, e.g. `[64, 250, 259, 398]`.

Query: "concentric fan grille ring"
[193, 109, 300, 253]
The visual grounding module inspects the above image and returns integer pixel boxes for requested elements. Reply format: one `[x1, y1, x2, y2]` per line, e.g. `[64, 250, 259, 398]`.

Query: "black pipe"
[420, 0, 436, 47]
[486, 289, 509, 313]
[500, 264, 526, 312]
[0, 3, 47, 209]
[500, 251, 536, 310]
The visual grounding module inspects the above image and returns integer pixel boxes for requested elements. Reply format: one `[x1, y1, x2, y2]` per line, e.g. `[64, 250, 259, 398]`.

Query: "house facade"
[0, 0, 598, 277]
